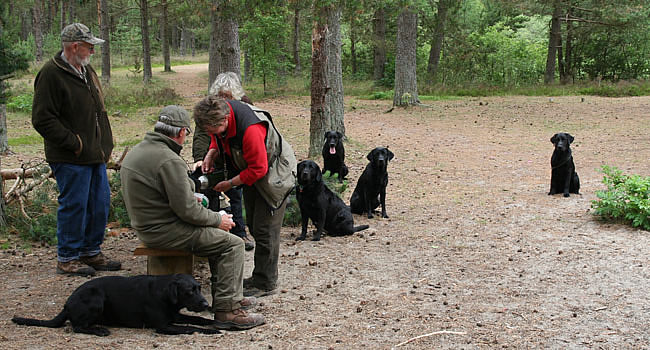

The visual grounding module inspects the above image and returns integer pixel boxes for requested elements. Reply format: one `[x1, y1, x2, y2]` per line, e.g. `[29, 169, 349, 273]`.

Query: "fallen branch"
[395, 330, 467, 347]
[1, 165, 51, 180]
[107, 147, 130, 170]
[17, 194, 31, 220]
[5, 169, 53, 204]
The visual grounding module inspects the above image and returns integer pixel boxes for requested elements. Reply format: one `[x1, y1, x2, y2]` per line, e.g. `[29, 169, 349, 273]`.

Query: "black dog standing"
[549, 132, 580, 197]
[350, 147, 394, 218]
[321, 131, 349, 181]
[12, 274, 219, 336]
[296, 160, 369, 241]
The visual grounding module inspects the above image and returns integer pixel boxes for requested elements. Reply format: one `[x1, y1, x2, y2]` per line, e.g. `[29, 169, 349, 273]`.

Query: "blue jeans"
[50, 163, 110, 262]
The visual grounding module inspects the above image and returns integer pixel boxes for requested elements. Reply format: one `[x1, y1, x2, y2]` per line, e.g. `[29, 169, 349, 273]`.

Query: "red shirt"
[208, 105, 268, 186]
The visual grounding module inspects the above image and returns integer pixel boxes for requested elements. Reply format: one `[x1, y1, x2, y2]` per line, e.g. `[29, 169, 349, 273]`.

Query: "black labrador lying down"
[350, 147, 394, 218]
[549, 132, 580, 197]
[296, 160, 369, 241]
[12, 274, 219, 336]
[321, 131, 349, 181]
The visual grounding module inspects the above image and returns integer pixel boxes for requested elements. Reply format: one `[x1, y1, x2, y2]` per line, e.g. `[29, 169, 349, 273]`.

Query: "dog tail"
[12, 310, 68, 328]
[353, 225, 370, 232]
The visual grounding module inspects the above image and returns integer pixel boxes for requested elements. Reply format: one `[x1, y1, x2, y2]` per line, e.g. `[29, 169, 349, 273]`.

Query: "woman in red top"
[195, 96, 287, 297]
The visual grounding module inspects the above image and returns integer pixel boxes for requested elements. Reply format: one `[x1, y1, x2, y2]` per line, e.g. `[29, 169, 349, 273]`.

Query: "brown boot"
[56, 260, 96, 276]
[80, 252, 121, 271]
[214, 308, 265, 330]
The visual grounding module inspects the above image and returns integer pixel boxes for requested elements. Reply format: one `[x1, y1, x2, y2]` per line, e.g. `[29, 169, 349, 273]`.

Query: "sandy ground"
[1, 64, 649, 349]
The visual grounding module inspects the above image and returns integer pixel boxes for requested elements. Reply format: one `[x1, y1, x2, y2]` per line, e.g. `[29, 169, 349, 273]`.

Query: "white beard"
[79, 55, 91, 67]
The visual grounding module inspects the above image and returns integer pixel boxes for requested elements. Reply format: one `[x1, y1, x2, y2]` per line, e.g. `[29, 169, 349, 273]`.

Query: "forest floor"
[1, 64, 649, 349]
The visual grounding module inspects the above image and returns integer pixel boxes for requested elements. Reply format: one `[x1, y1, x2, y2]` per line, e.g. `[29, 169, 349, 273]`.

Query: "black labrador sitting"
[350, 147, 394, 218]
[12, 274, 219, 336]
[549, 132, 580, 197]
[296, 160, 369, 241]
[321, 131, 349, 181]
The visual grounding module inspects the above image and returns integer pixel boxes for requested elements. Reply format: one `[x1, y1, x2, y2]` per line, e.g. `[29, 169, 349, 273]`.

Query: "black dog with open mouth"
[321, 131, 349, 182]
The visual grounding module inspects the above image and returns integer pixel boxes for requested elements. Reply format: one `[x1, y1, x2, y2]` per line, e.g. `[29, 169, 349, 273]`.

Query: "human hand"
[213, 180, 232, 192]
[218, 211, 235, 231]
[201, 149, 218, 173]
[192, 160, 203, 171]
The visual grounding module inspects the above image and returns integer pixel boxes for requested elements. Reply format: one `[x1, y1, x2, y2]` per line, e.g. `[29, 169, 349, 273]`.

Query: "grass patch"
[118, 138, 143, 147]
[104, 76, 182, 114]
[8, 134, 43, 146]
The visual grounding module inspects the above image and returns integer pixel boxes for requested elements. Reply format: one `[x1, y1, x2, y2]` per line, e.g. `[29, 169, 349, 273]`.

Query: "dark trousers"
[225, 186, 246, 238]
[242, 185, 287, 290]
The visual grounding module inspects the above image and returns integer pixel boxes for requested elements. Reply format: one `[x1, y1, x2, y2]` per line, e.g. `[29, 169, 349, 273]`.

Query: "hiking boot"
[80, 252, 122, 271]
[240, 296, 257, 310]
[213, 308, 265, 330]
[56, 260, 96, 277]
[243, 276, 256, 289]
[243, 235, 255, 251]
[244, 286, 277, 298]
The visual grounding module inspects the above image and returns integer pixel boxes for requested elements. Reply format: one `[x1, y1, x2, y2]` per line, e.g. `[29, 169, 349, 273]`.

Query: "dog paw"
[381, 214, 389, 219]
[563, 193, 570, 197]
[311, 237, 321, 241]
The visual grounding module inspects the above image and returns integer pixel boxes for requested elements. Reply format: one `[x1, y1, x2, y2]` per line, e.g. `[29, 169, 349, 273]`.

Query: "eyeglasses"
[77, 42, 94, 52]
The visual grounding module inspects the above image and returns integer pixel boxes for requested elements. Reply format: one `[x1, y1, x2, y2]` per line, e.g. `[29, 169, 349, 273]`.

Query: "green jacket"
[120, 132, 222, 243]
[32, 51, 113, 164]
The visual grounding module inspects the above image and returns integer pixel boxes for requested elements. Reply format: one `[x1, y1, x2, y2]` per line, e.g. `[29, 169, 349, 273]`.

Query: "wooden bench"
[134, 245, 194, 275]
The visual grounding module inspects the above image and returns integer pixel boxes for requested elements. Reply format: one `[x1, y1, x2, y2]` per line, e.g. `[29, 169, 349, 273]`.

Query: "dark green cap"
[158, 105, 192, 133]
[61, 23, 104, 45]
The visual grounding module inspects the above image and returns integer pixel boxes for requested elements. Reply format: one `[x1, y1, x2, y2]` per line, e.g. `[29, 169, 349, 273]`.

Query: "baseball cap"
[158, 105, 192, 133]
[61, 23, 105, 45]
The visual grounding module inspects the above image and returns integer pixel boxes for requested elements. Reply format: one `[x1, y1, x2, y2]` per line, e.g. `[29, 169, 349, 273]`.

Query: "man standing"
[32, 23, 120, 276]
[120, 105, 265, 330]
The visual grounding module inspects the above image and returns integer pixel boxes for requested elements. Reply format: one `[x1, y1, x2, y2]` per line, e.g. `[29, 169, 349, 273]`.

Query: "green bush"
[1, 177, 59, 245]
[6, 93, 33, 112]
[108, 172, 131, 227]
[591, 166, 650, 230]
[103, 78, 181, 114]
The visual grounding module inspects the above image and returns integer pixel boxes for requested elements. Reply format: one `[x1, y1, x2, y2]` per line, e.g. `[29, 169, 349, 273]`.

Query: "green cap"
[61, 23, 105, 45]
[158, 105, 192, 133]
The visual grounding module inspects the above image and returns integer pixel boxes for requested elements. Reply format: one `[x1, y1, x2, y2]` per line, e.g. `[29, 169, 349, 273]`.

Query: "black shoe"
[244, 286, 277, 298]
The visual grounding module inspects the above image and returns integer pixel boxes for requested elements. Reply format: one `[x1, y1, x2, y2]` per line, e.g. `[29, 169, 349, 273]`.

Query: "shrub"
[591, 165, 650, 230]
[1, 177, 59, 245]
[6, 93, 33, 112]
[108, 172, 131, 227]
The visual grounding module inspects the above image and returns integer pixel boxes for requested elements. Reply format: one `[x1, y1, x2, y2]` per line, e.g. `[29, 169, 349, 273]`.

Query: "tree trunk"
[0, 120, 5, 227]
[60, 0, 67, 31]
[560, 4, 573, 84]
[161, 0, 171, 72]
[350, 17, 357, 76]
[68, 0, 76, 23]
[325, 5, 344, 135]
[21, 10, 31, 41]
[426, 0, 449, 83]
[33, 0, 44, 62]
[208, 0, 220, 89]
[393, 7, 419, 107]
[180, 25, 186, 56]
[372, 6, 387, 83]
[100, 0, 111, 84]
[0, 104, 8, 154]
[309, 8, 328, 158]
[140, 0, 152, 83]
[544, 1, 562, 84]
[244, 49, 251, 83]
[217, 1, 241, 77]
[292, 7, 301, 76]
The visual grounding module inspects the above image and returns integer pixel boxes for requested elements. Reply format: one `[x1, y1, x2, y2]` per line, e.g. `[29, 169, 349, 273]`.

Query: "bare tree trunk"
[208, 0, 221, 89]
[0, 104, 8, 154]
[292, 7, 301, 76]
[0, 121, 5, 227]
[325, 4, 344, 135]
[21, 10, 31, 41]
[560, 3, 573, 84]
[180, 25, 186, 56]
[100, 0, 111, 84]
[60, 0, 67, 31]
[350, 17, 357, 76]
[393, 7, 419, 107]
[544, 1, 562, 84]
[426, 0, 449, 83]
[161, 0, 171, 72]
[140, 0, 152, 83]
[217, 2, 240, 77]
[33, 1, 44, 62]
[309, 7, 328, 158]
[68, 0, 76, 23]
[372, 6, 387, 84]
[244, 50, 251, 83]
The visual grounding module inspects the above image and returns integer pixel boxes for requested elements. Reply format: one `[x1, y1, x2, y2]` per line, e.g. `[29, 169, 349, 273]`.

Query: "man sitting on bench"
[120, 105, 265, 330]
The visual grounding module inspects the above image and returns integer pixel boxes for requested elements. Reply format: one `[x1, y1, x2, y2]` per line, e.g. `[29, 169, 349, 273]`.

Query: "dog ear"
[324, 131, 331, 140]
[366, 149, 374, 161]
[336, 131, 343, 140]
[167, 279, 179, 305]
[550, 134, 558, 144]
[387, 149, 394, 161]
[568, 134, 574, 144]
[315, 168, 322, 183]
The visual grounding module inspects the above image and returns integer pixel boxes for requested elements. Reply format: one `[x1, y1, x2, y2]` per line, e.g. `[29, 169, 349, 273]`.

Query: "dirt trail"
[1, 64, 649, 349]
